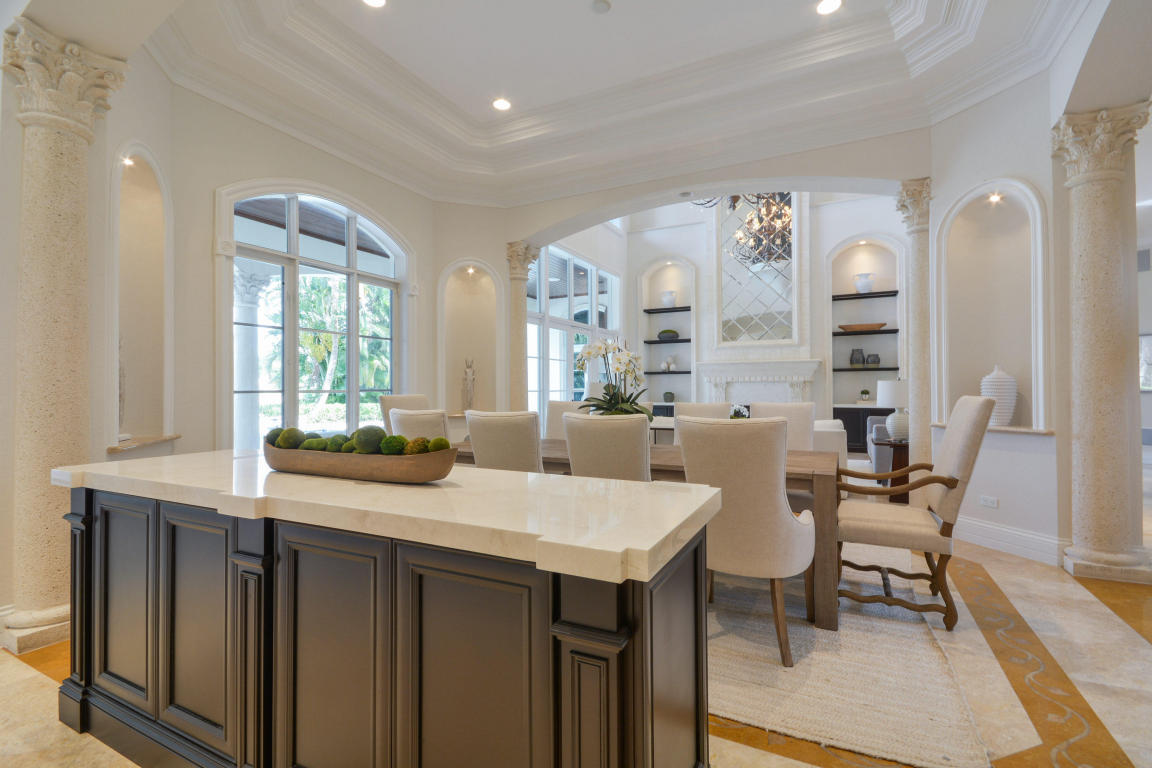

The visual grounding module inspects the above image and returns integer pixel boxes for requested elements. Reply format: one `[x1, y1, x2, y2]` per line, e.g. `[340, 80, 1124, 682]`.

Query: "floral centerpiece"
[575, 339, 653, 420]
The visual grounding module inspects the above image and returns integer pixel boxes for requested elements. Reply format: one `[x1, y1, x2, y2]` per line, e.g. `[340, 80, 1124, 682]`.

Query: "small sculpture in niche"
[462, 358, 476, 411]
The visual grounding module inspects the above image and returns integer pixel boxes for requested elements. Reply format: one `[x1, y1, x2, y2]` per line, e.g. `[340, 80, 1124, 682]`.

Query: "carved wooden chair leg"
[804, 561, 815, 623]
[934, 554, 958, 631]
[769, 578, 793, 667]
[707, 568, 715, 604]
[924, 552, 939, 596]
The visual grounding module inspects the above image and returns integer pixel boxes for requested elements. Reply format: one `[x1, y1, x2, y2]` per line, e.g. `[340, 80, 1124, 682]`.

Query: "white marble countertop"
[52, 450, 721, 584]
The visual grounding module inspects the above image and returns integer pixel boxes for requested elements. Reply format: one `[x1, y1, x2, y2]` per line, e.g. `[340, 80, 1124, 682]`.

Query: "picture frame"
[1141, 334, 1152, 392]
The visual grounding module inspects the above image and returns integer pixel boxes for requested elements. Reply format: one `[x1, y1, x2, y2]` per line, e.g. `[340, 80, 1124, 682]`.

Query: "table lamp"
[877, 379, 909, 441]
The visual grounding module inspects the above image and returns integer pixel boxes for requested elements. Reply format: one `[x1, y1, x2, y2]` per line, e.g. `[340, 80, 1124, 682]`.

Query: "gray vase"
[850, 348, 865, 368]
[663, 391, 675, 403]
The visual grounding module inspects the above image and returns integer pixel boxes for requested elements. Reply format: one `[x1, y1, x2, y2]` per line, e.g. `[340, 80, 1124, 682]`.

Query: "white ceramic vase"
[980, 365, 1017, 427]
[853, 273, 875, 293]
[660, 290, 677, 308]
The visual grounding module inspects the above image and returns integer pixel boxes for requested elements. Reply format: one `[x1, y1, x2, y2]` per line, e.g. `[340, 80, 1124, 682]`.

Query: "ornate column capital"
[3, 16, 126, 142]
[1052, 101, 1151, 187]
[896, 177, 931, 234]
[506, 240, 540, 281]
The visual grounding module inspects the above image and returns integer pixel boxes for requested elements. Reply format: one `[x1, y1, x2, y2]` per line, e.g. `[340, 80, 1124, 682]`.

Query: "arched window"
[230, 193, 401, 450]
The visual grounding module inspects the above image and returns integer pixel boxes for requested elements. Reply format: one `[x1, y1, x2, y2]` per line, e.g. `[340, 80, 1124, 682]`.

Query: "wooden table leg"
[812, 473, 839, 631]
[890, 443, 910, 504]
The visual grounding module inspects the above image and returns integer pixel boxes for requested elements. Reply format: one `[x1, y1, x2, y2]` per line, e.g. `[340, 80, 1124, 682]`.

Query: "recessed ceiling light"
[858, 240, 866, 245]
[466, 266, 475, 275]
[122, 157, 135, 166]
[666, 261, 673, 266]
[492, 97, 511, 111]
[988, 193, 1002, 203]
[816, 0, 842, 15]
[363, 0, 386, 7]
[591, 0, 612, 13]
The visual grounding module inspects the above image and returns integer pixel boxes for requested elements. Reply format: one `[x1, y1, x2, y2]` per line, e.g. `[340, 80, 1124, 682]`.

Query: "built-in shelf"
[642, 305, 692, 314]
[833, 367, 900, 372]
[644, 370, 692, 375]
[832, 328, 900, 337]
[643, 338, 692, 344]
[831, 290, 898, 302]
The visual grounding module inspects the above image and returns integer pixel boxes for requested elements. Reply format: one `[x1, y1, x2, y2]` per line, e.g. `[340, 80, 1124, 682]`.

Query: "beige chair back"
[563, 413, 651, 482]
[379, 394, 430, 434]
[389, 409, 449, 440]
[748, 401, 815, 450]
[545, 400, 584, 440]
[925, 396, 995, 524]
[464, 411, 543, 472]
[672, 402, 731, 444]
[677, 416, 814, 580]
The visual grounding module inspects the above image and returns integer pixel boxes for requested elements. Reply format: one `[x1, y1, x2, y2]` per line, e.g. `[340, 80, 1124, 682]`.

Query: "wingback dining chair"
[545, 400, 584, 440]
[388, 409, 449, 440]
[563, 413, 651, 481]
[378, 394, 430, 434]
[672, 402, 731, 444]
[835, 396, 994, 630]
[677, 416, 815, 667]
[464, 411, 543, 472]
[749, 402, 817, 514]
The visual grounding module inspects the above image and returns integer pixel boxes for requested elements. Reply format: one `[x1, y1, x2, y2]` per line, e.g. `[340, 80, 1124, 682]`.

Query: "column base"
[0, 617, 69, 653]
[1063, 546, 1152, 584]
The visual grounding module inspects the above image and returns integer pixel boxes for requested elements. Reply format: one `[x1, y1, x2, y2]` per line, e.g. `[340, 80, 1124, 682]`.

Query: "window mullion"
[285, 260, 300, 428]
[348, 275, 360, 432]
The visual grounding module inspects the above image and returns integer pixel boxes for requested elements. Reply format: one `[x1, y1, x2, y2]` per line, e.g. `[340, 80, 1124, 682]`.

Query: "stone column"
[1052, 102, 1152, 579]
[896, 178, 932, 472]
[507, 241, 540, 410]
[2, 18, 125, 652]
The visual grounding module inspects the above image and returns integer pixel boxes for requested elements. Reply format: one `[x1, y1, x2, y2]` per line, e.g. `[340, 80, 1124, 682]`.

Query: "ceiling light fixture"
[858, 240, 867, 245]
[988, 193, 1003, 203]
[816, 0, 842, 15]
[363, 0, 386, 8]
[666, 261, 673, 266]
[122, 157, 135, 166]
[466, 266, 475, 275]
[694, 193, 793, 266]
[492, 97, 511, 111]
[591, 0, 612, 13]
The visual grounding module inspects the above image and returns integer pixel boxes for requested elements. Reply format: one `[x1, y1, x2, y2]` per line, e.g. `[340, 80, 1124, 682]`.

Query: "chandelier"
[694, 193, 793, 266]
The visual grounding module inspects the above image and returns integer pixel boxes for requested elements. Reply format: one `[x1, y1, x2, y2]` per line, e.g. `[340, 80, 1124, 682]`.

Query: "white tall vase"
[980, 365, 1017, 427]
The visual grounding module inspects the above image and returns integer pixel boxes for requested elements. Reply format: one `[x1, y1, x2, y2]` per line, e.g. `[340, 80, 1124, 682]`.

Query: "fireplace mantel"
[697, 359, 823, 402]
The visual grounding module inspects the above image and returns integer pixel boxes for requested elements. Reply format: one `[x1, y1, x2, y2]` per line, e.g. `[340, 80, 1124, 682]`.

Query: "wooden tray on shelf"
[263, 442, 457, 484]
[838, 323, 887, 332]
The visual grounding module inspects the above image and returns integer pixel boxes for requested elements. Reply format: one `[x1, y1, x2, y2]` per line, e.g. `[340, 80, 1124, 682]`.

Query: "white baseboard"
[954, 517, 1067, 567]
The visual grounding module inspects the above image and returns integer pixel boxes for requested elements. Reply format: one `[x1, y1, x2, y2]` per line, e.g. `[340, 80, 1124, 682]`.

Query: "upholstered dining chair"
[563, 413, 651, 481]
[835, 395, 994, 631]
[388, 409, 449, 440]
[678, 416, 815, 667]
[672, 402, 731, 444]
[749, 402, 817, 513]
[464, 411, 543, 473]
[378, 394, 430, 434]
[545, 400, 584, 440]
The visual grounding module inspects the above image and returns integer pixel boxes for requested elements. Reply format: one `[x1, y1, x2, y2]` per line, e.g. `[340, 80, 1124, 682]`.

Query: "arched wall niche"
[437, 259, 506, 412]
[636, 258, 698, 402]
[108, 141, 175, 445]
[934, 178, 1049, 429]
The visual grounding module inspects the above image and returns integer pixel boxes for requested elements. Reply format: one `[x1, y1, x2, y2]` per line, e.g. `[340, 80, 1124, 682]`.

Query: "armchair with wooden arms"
[833, 396, 994, 630]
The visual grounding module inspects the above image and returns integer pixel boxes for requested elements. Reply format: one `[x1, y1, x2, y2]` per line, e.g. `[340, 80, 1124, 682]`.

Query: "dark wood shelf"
[831, 290, 898, 302]
[833, 367, 900, 372]
[644, 370, 692, 375]
[643, 306, 692, 314]
[832, 329, 900, 337]
[643, 338, 692, 344]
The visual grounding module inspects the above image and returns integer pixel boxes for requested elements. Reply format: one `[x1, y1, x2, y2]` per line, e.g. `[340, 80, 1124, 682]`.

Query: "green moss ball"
[379, 435, 408, 455]
[428, 437, 451, 452]
[275, 427, 307, 449]
[326, 434, 350, 452]
[403, 437, 430, 455]
[300, 438, 328, 451]
[353, 425, 387, 454]
[265, 427, 285, 446]
[341, 440, 357, 453]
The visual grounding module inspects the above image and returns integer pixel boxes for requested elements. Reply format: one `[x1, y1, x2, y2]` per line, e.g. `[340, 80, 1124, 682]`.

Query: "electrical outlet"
[979, 495, 999, 509]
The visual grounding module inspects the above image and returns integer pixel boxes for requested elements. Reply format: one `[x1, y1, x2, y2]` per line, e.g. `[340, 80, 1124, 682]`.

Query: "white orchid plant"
[575, 338, 653, 420]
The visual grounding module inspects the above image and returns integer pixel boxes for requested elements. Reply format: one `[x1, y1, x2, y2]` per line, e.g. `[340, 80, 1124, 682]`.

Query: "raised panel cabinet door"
[395, 544, 552, 768]
[158, 503, 236, 758]
[275, 523, 391, 768]
[92, 492, 159, 717]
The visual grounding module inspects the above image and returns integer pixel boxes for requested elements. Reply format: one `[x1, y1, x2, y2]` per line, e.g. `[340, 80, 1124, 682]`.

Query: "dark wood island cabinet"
[54, 451, 720, 768]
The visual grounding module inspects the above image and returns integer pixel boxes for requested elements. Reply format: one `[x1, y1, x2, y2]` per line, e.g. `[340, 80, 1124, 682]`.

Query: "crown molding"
[897, 0, 988, 78]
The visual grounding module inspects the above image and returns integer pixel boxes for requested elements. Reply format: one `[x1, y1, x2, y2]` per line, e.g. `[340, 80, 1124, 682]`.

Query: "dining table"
[453, 438, 843, 631]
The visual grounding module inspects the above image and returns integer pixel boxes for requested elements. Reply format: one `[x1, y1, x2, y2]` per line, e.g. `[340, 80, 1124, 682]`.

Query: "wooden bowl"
[838, 323, 887, 332]
[263, 442, 457, 484]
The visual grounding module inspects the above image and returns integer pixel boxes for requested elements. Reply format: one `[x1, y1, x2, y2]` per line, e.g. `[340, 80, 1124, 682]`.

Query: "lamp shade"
[876, 379, 908, 409]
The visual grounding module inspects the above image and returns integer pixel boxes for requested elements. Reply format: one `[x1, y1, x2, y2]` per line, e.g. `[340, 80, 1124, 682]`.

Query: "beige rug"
[707, 544, 990, 768]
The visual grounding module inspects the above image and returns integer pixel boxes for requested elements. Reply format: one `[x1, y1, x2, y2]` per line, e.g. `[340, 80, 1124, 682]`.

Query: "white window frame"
[525, 245, 622, 422]
[216, 182, 409, 449]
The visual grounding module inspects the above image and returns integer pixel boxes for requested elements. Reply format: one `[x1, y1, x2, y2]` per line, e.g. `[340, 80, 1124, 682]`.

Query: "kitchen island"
[51, 450, 720, 768]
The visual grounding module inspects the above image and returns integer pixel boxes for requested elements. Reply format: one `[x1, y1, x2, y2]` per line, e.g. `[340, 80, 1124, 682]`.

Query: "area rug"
[707, 544, 990, 768]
